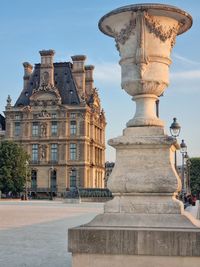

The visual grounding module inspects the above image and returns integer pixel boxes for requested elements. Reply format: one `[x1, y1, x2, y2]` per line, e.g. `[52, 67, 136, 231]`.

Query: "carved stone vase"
[99, 4, 192, 127]
[86, 3, 197, 228]
[68, 4, 200, 267]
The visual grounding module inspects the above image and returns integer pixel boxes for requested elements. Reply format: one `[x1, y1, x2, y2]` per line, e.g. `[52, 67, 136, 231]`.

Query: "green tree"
[190, 157, 200, 199]
[0, 141, 29, 196]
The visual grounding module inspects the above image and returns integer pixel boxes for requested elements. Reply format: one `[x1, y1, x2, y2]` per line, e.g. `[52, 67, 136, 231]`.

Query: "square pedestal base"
[68, 227, 200, 267]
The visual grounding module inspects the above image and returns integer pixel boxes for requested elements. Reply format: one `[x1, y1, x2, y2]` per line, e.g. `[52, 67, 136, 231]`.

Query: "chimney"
[23, 62, 33, 90]
[85, 65, 94, 95]
[39, 49, 55, 86]
[71, 55, 86, 95]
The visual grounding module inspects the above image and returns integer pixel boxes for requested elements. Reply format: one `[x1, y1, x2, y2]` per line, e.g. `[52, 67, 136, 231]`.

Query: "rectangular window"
[51, 121, 58, 136]
[32, 144, 38, 162]
[70, 121, 77, 135]
[52, 113, 57, 118]
[70, 143, 77, 160]
[70, 113, 76, 119]
[70, 169, 77, 188]
[14, 122, 21, 136]
[51, 144, 58, 162]
[32, 122, 39, 136]
[15, 115, 20, 120]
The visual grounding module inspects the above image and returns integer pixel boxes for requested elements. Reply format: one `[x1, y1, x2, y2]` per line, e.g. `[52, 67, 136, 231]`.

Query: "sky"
[0, 0, 200, 163]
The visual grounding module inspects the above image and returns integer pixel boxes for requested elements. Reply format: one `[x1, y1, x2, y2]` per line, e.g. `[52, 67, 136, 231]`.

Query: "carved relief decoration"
[135, 11, 149, 78]
[32, 83, 61, 99]
[105, 15, 136, 51]
[37, 110, 51, 118]
[22, 106, 31, 112]
[144, 12, 181, 48]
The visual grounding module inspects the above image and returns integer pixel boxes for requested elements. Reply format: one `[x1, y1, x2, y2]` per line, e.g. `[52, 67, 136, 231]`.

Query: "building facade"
[4, 50, 106, 196]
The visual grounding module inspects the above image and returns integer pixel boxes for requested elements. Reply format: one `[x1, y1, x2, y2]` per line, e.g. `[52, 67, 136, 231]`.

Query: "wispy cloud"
[171, 70, 200, 80]
[170, 69, 200, 94]
[94, 62, 121, 86]
[173, 53, 200, 66]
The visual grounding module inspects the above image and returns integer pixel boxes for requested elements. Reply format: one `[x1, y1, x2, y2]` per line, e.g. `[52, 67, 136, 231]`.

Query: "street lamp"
[25, 160, 29, 200]
[170, 118, 181, 170]
[49, 166, 54, 200]
[184, 152, 191, 195]
[180, 139, 187, 202]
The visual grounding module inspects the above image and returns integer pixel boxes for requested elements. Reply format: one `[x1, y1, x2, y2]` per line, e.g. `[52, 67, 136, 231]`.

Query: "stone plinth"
[68, 3, 199, 266]
[69, 227, 200, 267]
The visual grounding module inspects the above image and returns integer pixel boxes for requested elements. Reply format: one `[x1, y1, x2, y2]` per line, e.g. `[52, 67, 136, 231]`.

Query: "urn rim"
[99, 3, 192, 36]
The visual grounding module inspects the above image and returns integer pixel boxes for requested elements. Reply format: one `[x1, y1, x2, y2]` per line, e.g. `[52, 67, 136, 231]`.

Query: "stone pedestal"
[69, 228, 200, 267]
[68, 3, 200, 266]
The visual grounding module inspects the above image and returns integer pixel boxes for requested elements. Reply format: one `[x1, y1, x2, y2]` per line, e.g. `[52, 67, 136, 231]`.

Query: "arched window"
[31, 170, 37, 190]
[51, 170, 57, 192]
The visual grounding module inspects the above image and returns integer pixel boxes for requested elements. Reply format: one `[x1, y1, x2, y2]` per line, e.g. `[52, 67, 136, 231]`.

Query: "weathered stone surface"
[99, 4, 192, 127]
[69, 227, 200, 256]
[68, 3, 199, 266]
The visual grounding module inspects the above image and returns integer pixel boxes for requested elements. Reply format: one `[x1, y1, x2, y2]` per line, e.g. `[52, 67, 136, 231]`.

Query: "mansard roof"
[15, 62, 80, 107]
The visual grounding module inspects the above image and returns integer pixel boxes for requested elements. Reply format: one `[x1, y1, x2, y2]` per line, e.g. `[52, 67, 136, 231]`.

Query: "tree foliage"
[190, 157, 200, 198]
[0, 141, 29, 195]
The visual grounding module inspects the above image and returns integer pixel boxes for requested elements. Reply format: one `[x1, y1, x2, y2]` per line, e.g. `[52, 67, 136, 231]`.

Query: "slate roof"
[0, 114, 5, 130]
[15, 62, 80, 107]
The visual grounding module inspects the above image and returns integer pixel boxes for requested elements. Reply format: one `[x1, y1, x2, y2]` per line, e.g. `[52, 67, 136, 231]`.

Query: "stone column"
[68, 4, 200, 267]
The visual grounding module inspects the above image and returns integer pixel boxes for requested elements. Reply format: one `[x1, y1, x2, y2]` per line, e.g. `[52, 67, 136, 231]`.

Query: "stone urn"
[99, 4, 192, 127]
[68, 5, 200, 267]
[86, 3, 196, 228]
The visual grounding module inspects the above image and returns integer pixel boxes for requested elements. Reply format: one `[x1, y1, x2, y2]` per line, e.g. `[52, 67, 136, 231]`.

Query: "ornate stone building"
[4, 50, 106, 196]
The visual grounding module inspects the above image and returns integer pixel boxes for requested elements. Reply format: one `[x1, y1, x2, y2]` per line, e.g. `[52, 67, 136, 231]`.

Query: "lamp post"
[170, 118, 181, 170]
[25, 160, 29, 200]
[49, 166, 54, 200]
[180, 139, 187, 202]
[184, 152, 191, 195]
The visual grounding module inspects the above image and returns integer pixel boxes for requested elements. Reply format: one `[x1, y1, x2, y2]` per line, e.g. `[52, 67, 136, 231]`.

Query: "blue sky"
[0, 0, 200, 162]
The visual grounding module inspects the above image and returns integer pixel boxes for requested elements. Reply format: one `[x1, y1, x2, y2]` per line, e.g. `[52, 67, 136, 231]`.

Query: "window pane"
[51, 121, 58, 136]
[52, 113, 57, 118]
[70, 170, 77, 187]
[51, 144, 58, 162]
[32, 144, 38, 161]
[70, 143, 76, 160]
[70, 113, 76, 119]
[70, 121, 77, 135]
[31, 170, 37, 189]
[14, 122, 21, 136]
[51, 170, 57, 191]
[32, 122, 39, 136]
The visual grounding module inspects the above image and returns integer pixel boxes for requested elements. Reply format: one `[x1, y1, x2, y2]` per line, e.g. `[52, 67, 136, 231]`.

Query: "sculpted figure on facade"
[40, 144, 47, 160]
[40, 122, 47, 137]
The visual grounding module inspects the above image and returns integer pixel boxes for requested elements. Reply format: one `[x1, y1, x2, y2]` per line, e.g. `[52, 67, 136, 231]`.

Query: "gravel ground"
[0, 200, 103, 267]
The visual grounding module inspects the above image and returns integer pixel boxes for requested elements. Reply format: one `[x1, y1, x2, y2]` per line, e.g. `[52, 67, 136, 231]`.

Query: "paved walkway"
[0, 200, 104, 267]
